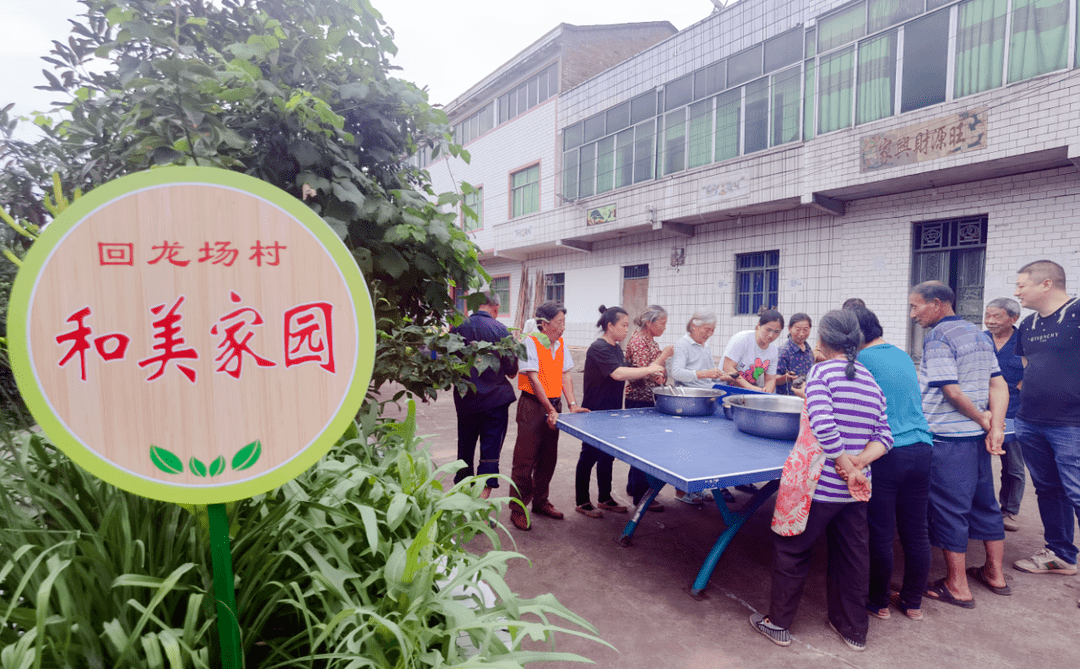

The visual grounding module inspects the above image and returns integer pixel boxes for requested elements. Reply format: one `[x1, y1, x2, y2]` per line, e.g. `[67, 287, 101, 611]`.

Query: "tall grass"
[0, 402, 605, 667]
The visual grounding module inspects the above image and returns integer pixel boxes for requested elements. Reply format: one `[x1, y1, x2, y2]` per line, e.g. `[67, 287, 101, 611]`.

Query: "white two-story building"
[421, 0, 1080, 357]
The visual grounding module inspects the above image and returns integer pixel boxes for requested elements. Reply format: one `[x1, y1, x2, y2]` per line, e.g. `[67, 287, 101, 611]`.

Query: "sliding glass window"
[633, 120, 656, 183]
[744, 79, 770, 154]
[1008, 0, 1069, 83]
[715, 89, 741, 161]
[772, 66, 802, 146]
[819, 46, 855, 134]
[614, 128, 635, 189]
[596, 136, 615, 194]
[869, 0, 922, 32]
[956, 0, 1008, 97]
[857, 31, 897, 124]
[902, 9, 949, 112]
[819, 2, 867, 53]
[578, 143, 596, 198]
[562, 149, 578, 200]
[662, 108, 687, 176]
[687, 99, 714, 168]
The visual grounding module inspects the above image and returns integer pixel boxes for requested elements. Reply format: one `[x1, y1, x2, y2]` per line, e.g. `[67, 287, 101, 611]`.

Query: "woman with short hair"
[775, 313, 813, 398]
[667, 310, 724, 389]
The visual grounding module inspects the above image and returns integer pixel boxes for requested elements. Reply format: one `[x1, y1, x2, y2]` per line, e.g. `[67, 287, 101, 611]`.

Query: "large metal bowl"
[652, 387, 725, 416]
[724, 394, 803, 440]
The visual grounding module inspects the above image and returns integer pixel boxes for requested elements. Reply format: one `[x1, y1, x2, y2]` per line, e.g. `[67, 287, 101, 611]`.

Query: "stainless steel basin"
[724, 394, 803, 440]
[652, 387, 725, 416]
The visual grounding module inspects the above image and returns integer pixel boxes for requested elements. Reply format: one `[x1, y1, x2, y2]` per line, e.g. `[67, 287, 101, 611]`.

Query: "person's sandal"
[575, 504, 603, 518]
[675, 491, 704, 506]
[889, 592, 923, 621]
[867, 604, 890, 620]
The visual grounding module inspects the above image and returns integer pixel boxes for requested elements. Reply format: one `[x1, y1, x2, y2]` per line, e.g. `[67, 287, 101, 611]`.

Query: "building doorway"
[908, 216, 987, 357]
[622, 264, 650, 341]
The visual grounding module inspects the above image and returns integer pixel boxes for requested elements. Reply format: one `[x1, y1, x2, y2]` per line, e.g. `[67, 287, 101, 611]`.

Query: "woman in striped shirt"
[751, 309, 893, 653]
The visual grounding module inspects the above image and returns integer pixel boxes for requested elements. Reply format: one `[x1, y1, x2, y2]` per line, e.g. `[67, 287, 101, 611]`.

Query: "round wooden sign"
[7, 167, 374, 503]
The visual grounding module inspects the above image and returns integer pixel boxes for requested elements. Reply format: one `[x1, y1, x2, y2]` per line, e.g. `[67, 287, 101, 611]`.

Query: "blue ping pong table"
[557, 407, 792, 598]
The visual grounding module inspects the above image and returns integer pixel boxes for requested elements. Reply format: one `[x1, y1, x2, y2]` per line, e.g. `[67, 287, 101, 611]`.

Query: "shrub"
[0, 402, 605, 667]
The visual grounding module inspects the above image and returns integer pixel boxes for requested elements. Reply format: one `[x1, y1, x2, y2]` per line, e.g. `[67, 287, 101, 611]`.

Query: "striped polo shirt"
[919, 316, 1001, 439]
[806, 359, 894, 502]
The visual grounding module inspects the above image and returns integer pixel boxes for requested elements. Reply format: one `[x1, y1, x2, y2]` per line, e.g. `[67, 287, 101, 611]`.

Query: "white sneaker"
[1013, 548, 1078, 575]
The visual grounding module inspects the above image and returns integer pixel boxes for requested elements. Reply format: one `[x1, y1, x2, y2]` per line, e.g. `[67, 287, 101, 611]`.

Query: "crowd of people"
[448, 259, 1080, 653]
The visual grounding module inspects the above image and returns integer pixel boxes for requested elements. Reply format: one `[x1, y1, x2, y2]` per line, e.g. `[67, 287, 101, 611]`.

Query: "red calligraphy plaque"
[7, 167, 375, 503]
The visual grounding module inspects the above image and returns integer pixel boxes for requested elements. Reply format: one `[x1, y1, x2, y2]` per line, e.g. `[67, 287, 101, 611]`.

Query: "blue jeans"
[867, 443, 932, 611]
[1015, 417, 1080, 565]
[998, 436, 1026, 516]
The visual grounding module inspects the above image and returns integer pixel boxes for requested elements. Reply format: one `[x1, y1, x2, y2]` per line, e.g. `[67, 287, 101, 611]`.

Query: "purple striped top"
[805, 359, 894, 502]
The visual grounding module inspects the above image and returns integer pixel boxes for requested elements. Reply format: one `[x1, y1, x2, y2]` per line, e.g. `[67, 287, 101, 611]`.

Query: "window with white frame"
[545, 273, 565, 303]
[453, 103, 494, 145]
[735, 251, 780, 316]
[462, 186, 482, 232]
[489, 276, 510, 311]
[511, 165, 540, 218]
[498, 63, 558, 124]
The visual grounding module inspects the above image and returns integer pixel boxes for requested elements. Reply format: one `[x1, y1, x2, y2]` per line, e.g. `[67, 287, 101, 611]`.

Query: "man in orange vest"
[510, 301, 588, 530]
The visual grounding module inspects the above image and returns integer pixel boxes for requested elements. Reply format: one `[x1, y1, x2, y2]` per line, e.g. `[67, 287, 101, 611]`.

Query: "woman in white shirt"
[667, 310, 725, 389]
[665, 310, 724, 505]
[721, 309, 784, 393]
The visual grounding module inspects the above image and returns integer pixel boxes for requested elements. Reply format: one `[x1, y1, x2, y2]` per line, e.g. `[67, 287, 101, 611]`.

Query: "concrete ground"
[381, 365, 1079, 669]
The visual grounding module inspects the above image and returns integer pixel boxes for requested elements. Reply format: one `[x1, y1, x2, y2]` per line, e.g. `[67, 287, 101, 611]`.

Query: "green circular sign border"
[7, 166, 375, 504]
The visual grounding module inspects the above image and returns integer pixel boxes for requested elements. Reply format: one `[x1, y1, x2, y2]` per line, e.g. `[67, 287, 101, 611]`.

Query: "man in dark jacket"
[452, 291, 518, 498]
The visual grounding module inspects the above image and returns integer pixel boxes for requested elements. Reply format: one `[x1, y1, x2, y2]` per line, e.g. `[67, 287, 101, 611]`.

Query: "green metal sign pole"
[208, 503, 242, 668]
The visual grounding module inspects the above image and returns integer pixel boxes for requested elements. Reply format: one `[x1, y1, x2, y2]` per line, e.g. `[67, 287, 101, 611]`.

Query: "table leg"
[617, 474, 666, 547]
[688, 480, 780, 598]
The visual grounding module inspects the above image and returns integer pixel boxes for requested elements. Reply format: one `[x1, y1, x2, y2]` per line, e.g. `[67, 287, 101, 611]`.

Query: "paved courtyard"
[383, 370, 1079, 669]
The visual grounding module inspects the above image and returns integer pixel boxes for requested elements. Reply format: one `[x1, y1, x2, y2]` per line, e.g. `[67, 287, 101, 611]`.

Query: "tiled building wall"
[425, 97, 560, 252]
[546, 0, 1080, 249]
[526, 165, 1080, 353]
[525, 206, 841, 356]
[840, 165, 1080, 345]
[806, 70, 1080, 195]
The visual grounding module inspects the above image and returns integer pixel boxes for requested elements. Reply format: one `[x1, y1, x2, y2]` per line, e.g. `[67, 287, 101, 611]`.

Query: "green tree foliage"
[0, 0, 512, 404]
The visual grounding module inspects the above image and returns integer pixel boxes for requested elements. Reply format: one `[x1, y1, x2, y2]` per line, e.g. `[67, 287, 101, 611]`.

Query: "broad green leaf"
[149, 445, 183, 474]
[188, 457, 207, 477]
[231, 440, 261, 471]
[208, 456, 225, 477]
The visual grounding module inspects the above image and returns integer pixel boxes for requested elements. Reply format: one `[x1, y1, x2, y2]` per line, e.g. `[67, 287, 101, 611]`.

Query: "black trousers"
[768, 500, 870, 643]
[575, 442, 616, 506]
[624, 398, 654, 503]
[453, 402, 512, 488]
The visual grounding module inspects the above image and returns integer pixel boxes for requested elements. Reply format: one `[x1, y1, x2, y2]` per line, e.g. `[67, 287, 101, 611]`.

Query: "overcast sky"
[1, 0, 726, 138]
